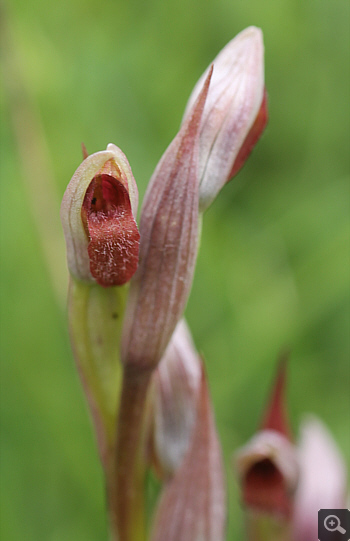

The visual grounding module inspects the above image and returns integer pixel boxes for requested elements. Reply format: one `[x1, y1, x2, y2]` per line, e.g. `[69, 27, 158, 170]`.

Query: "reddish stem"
[111, 365, 153, 541]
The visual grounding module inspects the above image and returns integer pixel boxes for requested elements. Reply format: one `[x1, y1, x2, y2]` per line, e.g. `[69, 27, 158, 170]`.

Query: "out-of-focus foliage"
[1, 0, 349, 539]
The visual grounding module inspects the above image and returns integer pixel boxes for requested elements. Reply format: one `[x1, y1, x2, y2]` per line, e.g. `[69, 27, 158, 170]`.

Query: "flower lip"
[235, 430, 299, 518]
[82, 162, 140, 287]
[243, 457, 290, 516]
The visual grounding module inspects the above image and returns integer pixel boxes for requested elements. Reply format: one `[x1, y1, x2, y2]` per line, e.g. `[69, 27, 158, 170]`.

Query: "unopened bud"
[151, 366, 226, 541]
[183, 26, 267, 211]
[148, 320, 201, 478]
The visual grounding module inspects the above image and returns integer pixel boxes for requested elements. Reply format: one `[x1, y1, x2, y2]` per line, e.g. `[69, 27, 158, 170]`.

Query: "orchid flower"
[235, 357, 348, 541]
[235, 359, 298, 541]
[61, 143, 139, 287]
[60, 145, 140, 471]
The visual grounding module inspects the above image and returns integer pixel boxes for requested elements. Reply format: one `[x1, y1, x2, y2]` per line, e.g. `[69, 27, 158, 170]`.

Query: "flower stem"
[111, 364, 153, 541]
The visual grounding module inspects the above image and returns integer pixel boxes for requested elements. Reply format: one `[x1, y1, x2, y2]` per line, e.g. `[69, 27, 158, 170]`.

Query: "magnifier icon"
[324, 514, 346, 534]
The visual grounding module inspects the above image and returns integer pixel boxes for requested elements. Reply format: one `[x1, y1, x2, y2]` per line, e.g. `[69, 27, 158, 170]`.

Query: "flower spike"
[61, 143, 139, 287]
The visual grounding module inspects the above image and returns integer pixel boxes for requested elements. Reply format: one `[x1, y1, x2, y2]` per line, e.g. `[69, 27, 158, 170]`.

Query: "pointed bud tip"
[81, 142, 89, 160]
[261, 351, 291, 439]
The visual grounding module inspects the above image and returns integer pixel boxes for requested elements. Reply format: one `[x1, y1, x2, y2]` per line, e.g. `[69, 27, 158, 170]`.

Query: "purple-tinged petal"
[292, 416, 348, 541]
[230, 88, 268, 178]
[121, 68, 212, 370]
[151, 365, 226, 541]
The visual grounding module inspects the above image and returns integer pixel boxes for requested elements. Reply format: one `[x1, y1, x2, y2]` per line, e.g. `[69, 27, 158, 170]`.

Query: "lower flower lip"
[82, 173, 140, 288]
[243, 457, 292, 516]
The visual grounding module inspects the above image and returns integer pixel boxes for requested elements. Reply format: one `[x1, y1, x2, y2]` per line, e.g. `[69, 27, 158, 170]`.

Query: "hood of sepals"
[81, 159, 140, 288]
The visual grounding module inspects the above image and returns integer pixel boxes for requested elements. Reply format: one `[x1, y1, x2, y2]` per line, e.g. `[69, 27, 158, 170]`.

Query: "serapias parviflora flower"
[60, 144, 139, 469]
[235, 357, 349, 541]
[61, 144, 139, 287]
[183, 26, 267, 211]
[235, 360, 298, 519]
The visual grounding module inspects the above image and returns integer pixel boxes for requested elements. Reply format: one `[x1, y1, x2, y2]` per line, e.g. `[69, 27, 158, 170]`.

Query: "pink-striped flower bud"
[183, 26, 267, 211]
[148, 319, 201, 478]
[61, 144, 139, 287]
[151, 366, 226, 541]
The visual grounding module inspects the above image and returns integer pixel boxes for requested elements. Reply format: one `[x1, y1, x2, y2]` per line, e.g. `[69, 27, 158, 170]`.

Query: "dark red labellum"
[243, 457, 292, 516]
[82, 172, 140, 287]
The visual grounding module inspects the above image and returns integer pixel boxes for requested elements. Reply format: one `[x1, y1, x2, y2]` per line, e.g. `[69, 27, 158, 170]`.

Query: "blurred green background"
[1, 0, 349, 539]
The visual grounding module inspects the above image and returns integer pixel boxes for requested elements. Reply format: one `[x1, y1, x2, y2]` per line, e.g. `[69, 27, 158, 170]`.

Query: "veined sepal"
[147, 319, 202, 479]
[150, 364, 226, 541]
[121, 68, 212, 370]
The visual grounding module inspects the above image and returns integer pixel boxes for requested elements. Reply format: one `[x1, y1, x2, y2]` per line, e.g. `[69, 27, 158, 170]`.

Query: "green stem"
[246, 511, 292, 541]
[68, 278, 126, 467]
[112, 365, 153, 541]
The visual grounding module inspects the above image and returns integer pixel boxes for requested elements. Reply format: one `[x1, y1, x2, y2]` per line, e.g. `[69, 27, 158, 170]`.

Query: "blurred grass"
[1, 0, 349, 539]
